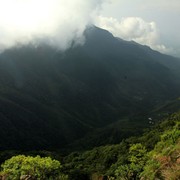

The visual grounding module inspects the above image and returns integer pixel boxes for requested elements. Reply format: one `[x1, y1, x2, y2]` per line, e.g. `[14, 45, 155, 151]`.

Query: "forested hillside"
[61, 111, 180, 179]
[0, 110, 179, 179]
[0, 26, 180, 150]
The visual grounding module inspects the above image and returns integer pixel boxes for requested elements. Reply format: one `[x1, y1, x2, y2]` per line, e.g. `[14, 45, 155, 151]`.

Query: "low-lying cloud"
[95, 16, 174, 55]
[0, 0, 178, 57]
[0, 0, 106, 51]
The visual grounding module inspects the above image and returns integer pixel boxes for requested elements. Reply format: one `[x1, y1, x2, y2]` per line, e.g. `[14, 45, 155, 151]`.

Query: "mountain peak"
[0, 26, 180, 150]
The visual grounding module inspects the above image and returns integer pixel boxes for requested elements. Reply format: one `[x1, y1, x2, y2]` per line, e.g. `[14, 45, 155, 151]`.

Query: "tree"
[114, 143, 147, 179]
[0, 155, 67, 180]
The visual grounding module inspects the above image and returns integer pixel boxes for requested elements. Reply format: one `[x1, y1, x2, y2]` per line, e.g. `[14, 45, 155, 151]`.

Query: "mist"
[0, 0, 106, 51]
[95, 16, 174, 55]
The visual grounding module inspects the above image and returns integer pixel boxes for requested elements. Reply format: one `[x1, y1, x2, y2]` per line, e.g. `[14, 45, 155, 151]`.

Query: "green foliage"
[58, 112, 179, 179]
[140, 158, 161, 180]
[0, 155, 64, 180]
[63, 144, 121, 178]
[140, 120, 180, 180]
[129, 143, 147, 164]
[113, 143, 147, 179]
[0, 110, 180, 180]
[115, 164, 131, 180]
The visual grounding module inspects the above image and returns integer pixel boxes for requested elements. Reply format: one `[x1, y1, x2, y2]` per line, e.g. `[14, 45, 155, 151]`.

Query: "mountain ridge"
[0, 26, 180, 150]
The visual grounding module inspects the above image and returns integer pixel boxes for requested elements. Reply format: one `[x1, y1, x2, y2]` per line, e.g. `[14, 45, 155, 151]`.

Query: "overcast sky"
[0, 0, 179, 57]
[97, 0, 180, 57]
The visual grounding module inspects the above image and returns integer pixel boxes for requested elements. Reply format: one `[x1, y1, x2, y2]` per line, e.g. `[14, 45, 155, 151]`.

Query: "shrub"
[0, 155, 64, 180]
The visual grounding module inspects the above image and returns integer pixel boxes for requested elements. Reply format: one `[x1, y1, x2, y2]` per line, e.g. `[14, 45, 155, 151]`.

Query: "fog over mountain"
[0, 0, 179, 57]
[0, 2, 180, 179]
[0, 0, 107, 51]
[0, 26, 180, 150]
[0, 0, 180, 151]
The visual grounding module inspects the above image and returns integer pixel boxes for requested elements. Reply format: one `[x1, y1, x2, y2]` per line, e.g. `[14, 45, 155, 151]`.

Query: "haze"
[0, 0, 179, 57]
[0, 0, 104, 51]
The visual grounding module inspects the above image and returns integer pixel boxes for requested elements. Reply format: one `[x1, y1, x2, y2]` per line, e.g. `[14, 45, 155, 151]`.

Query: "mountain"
[1, 109, 179, 179]
[61, 110, 180, 180]
[0, 26, 180, 150]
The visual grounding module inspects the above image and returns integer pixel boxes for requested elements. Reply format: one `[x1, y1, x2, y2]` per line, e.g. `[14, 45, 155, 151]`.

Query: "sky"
[97, 0, 180, 57]
[0, 0, 179, 57]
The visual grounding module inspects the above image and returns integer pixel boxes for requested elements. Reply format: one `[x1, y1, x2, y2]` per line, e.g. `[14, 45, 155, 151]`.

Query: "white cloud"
[0, 0, 178, 57]
[0, 0, 106, 51]
[95, 16, 174, 55]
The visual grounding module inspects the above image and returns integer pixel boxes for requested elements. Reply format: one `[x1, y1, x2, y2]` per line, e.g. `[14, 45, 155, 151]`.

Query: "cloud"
[95, 16, 174, 55]
[0, 0, 178, 57]
[0, 0, 106, 51]
[139, 0, 180, 13]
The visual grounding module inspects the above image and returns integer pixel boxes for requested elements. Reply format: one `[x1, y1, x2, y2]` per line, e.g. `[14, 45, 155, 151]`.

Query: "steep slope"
[61, 111, 180, 180]
[0, 26, 180, 150]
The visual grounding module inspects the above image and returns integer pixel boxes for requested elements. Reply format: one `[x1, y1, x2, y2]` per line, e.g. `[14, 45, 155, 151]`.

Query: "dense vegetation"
[0, 26, 180, 150]
[0, 111, 179, 179]
[0, 155, 67, 180]
[0, 26, 180, 180]
[61, 112, 180, 180]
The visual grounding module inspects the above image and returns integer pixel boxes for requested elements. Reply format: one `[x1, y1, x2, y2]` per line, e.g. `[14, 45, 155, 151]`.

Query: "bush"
[0, 155, 65, 180]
